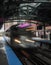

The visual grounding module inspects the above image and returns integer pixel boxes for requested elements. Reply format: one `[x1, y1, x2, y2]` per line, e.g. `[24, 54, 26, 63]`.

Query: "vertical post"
[3, 19, 5, 36]
[3, 18, 5, 33]
[43, 23, 46, 38]
[40, 23, 46, 48]
[27, 5, 29, 19]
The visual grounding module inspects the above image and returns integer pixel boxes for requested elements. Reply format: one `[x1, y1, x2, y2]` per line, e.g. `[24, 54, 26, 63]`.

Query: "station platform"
[0, 36, 22, 65]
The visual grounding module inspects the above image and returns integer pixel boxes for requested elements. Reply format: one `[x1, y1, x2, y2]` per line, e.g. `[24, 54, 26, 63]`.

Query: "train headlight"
[25, 39, 35, 43]
[14, 39, 21, 43]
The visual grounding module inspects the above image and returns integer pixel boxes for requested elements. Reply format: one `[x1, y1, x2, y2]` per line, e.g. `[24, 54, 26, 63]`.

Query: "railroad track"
[13, 49, 36, 65]
[37, 48, 51, 59]
[25, 48, 51, 65]
[23, 50, 50, 65]
[13, 48, 51, 65]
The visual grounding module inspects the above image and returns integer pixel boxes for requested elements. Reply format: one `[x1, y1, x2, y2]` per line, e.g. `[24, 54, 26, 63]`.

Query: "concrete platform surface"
[0, 37, 8, 65]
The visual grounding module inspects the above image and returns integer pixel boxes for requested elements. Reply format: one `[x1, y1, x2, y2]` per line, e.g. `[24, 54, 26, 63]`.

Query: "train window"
[37, 25, 42, 30]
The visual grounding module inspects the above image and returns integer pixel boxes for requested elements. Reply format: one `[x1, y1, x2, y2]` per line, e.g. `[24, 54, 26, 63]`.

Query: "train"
[5, 23, 39, 49]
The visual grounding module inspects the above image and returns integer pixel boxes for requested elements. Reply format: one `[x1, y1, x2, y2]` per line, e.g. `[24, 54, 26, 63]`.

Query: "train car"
[7, 23, 38, 49]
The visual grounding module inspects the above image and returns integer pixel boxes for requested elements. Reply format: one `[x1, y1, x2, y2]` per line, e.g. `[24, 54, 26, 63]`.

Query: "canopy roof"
[0, 0, 51, 25]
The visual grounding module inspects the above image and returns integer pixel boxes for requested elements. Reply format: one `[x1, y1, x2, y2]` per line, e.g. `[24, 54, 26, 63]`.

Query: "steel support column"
[43, 23, 46, 38]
